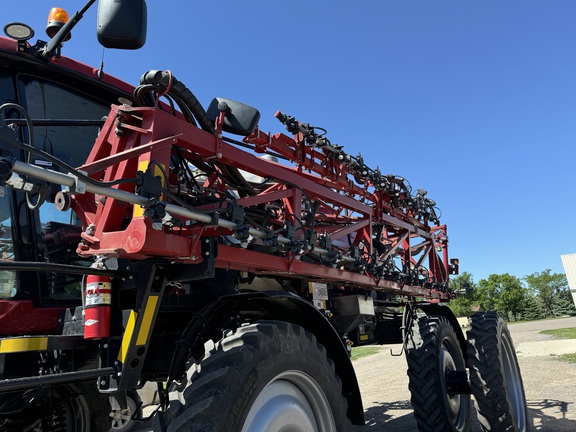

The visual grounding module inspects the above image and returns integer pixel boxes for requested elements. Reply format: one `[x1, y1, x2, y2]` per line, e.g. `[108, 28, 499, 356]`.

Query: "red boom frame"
[70, 101, 457, 299]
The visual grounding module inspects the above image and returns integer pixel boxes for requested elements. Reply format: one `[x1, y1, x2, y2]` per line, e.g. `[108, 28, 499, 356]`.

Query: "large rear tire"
[6, 383, 112, 432]
[406, 314, 471, 432]
[467, 312, 529, 432]
[166, 320, 351, 432]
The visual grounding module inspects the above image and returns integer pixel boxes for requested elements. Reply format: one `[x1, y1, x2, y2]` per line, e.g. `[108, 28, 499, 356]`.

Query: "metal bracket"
[66, 170, 88, 194]
[390, 302, 416, 357]
[99, 262, 168, 393]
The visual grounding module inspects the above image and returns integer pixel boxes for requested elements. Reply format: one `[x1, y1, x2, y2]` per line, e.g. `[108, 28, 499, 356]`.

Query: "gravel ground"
[351, 316, 576, 431]
[133, 317, 576, 431]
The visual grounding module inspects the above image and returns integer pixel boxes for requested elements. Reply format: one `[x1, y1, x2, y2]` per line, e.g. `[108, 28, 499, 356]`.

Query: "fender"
[169, 290, 365, 426]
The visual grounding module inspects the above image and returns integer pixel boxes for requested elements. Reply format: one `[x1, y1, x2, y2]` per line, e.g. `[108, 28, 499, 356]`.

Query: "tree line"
[448, 269, 576, 321]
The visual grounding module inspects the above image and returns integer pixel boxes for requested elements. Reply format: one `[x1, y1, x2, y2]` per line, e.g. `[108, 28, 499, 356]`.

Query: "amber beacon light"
[46, 7, 71, 40]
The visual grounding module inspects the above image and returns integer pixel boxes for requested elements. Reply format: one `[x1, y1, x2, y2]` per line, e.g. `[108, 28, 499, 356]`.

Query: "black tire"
[166, 320, 351, 432]
[405, 314, 471, 432]
[76, 381, 115, 432]
[47, 384, 95, 432]
[10, 383, 112, 432]
[467, 312, 529, 432]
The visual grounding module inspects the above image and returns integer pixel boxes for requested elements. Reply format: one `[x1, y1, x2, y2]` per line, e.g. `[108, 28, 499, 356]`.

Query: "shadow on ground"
[351, 399, 576, 431]
[527, 399, 576, 431]
[351, 400, 416, 431]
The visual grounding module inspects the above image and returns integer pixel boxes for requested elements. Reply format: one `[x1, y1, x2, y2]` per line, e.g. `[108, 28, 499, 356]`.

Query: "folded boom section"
[60, 98, 456, 299]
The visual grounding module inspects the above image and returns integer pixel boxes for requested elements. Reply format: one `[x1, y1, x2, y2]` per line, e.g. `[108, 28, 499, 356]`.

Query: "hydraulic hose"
[139, 70, 215, 134]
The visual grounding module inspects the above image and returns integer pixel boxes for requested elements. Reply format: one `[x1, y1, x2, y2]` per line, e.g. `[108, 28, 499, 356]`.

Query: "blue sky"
[4, 1, 576, 283]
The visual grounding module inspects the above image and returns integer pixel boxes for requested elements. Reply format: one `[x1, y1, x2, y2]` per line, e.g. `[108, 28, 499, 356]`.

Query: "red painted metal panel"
[0, 301, 63, 335]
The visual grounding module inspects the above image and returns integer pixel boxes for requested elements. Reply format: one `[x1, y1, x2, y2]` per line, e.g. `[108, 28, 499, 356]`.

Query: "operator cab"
[0, 0, 148, 329]
[0, 69, 120, 310]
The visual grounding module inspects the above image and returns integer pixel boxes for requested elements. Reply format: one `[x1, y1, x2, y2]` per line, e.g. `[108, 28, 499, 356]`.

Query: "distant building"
[560, 254, 576, 306]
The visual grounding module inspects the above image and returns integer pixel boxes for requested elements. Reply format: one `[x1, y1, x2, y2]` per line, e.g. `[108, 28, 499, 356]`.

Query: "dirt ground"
[351, 316, 576, 431]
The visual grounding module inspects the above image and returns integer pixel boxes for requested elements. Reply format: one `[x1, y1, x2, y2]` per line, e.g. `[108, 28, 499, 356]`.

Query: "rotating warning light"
[46, 7, 71, 41]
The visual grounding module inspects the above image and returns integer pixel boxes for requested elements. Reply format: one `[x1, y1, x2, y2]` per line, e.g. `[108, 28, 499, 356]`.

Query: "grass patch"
[350, 346, 381, 361]
[509, 316, 576, 324]
[553, 353, 576, 363]
[539, 327, 576, 339]
[541, 327, 576, 364]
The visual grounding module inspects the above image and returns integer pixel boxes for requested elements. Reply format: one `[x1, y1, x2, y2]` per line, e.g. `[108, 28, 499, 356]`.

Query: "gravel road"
[351, 316, 576, 431]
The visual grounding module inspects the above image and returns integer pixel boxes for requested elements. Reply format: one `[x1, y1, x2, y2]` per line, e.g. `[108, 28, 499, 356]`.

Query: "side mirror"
[207, 98, 261, 136]
[97, 0, 147, 49]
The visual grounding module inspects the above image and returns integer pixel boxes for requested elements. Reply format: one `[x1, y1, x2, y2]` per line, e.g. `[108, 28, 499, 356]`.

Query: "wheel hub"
[439, 337, 469, 430]
[241, 371, 336, 432]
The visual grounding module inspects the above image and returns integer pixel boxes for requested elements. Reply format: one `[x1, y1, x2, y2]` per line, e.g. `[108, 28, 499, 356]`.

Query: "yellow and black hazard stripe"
[0, 335, 84, 354]
[118, 294, 159, 363]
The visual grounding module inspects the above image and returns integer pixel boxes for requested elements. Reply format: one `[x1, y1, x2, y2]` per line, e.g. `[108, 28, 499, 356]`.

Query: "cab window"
[17, 76, 110, 303]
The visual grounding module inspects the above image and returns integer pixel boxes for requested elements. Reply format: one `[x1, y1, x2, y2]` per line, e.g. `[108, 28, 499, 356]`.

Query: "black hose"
[139, 70, 215, 134]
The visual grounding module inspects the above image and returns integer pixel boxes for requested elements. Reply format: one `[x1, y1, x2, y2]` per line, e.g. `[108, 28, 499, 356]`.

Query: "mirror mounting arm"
[38, 0, 96, 60]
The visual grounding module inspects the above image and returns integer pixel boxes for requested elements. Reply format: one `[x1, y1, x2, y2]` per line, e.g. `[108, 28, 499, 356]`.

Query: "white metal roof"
[561, 254, 576, 306]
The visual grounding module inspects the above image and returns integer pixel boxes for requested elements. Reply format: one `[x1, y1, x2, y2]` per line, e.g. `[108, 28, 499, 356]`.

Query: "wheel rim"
[440, 336, 469, 430]
[110, 396, 137, 431]
[241, 370, 336, 432]
[501, 333, 527, 431]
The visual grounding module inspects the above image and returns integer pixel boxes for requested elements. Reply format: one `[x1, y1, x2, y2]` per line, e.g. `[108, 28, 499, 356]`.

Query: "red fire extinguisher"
[84, 274, 112, 339]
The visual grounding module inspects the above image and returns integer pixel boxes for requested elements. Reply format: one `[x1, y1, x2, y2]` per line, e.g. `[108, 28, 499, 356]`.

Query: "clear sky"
[4, 1, 576, 283]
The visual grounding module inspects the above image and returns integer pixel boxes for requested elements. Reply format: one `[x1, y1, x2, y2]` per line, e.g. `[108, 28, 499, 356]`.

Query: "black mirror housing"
[97, 0, 147, 49]
[207, 98, 260, 136]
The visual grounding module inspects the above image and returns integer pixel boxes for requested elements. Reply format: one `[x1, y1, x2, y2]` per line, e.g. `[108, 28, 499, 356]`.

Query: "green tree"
[447, 272, 477, 317]
[499, 276, 527, 321]
[450, 272, 476, 294]
[521, 295, 545, 321]
[477, 274, 526, 320]
[476, 275, 499, 312]
[552, 288, 576, 316]
[525, 270, 568, 318]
